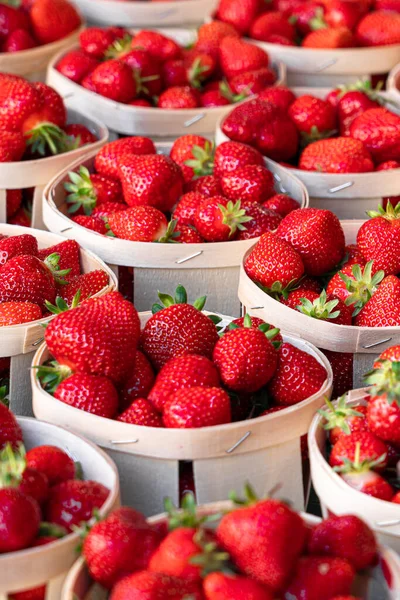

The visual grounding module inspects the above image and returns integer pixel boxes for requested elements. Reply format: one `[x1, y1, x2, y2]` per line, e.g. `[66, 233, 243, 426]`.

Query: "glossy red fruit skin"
[284, 556, 355, 600]
[26, 445, 75, 486]
[56, 50, 99, 83]
[176, 225, 204, 244]
[46, 480, 109, 532]
[299, 137, 374, 173]
[117, 399, 163, 427]
[256, 111, 299, 162]
[322, 350, 356, 402]
[0, 234, 38, 263]
[72, 215, 107, 234]
[258, 86, 296, 113]
[163, 386, 231, 428]
[0, 402, 23, 450]
[120, 350, 155, 411]
[329, 430, 388, 469]
[250, 11, 296, 42]
[216, 0, 261, 35]
[94, 137, 156, 179]
[149, 527, 210, 581]
[338, 90, 380, 136]
[110, 571, 203, 600]
[0, 255, 57, 310]
[173, 192, 206, 228]
[221, 99, 275, 146]
[193, 195, 239, 242]
[0, 488, 40, 553]
[355, 275, 400, 327]
[263, 193, 299, 216]
[356, 11, 400, 46]
[203, 572, 274, 600]
[350, 107, 400, 163]
[219, 37, 270, 80]
[341, 469, 394, 501]
[108, 206, 168, 242]
[288, 95, 337, 135]
[184, 175, 222, 197]
[213, 141, 264, 178]
[357, 214, 400, 276]
[18, 468, 49, 505]
[281, 288, 319, 310]
[38, 238, 81, 280]
[158, 86, 201, 109]
[221, 165, 275, 203]
[54, 373, 119, 418]
[367, 393, 400, 445]
[237, 202, 282, 240]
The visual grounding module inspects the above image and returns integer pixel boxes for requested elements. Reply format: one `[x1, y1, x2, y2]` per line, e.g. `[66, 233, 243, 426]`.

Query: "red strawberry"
[324, 0, 368, 29]
[72, 215, 108, 234]
[229, 68, 276, 96]
[250, 11, 296, 42]
[141, 286, 219, 371]
[276, 208, 345, 276]
[336, 451, 394, 500]
[299, 137, 374, 173]
[108, 206, 169, 242]
[163, 386, 231, 428]
[30, 0, 81, 44]
[308, 514, 377, 571]
[0, 131, 25, 162]
[38, 239, 81, 280]
[288, 94, 337, 140]
[213, 141, 264, 177]
[110, 571, 203, 599]
[217, 491, 307, 591]
[0, 235, 38, 264]
[158, 86, 200, 109]
[121, 350, 155, 410]
[9, 586, 46, 600]
[262, 193, 299, 216]
[26, 445, 75, 485]
[256, 110, 300, 161]
[355, 275, 400, 326]
[217, 0, 261, 34]
[8, 206, 31, 227]
[194, 196, 253, 242]
[342, 243, 366, 267]
[203, 572, 273, 600]
[148, 354, 220, 413]
[231, 316, 283, 344]
[356, 11, 400, 46]
[131, 30, 181, 62]
[79, 27, 118, 58]
[364, 361, 400, 445]
[280, 288, 319, 309]
[284, 556, 355, 600]
[201, 88, 232, 108]
[264, 34, 295, 44]
[337, 89, 380, 136]
[219, 37, 270, 79]
[0, 255, 57, 309]
[237, 202, 282, 240]
[196, 22, 240, 61]
[0, 75, 43, 132]
[220, 164, 275, 203]
[170, 135, 213, 182]
[322, 351, 355, 398]
[302, 27, 355, 47]
[173, 192, 207, 227]
[184, 175, 222, 197]
[326, 261, 384, 315]
[118, 154, 183, 212]
[56, 50, 100, 84]
[293, 290, 353, 325]
[94, 137, 156, 179]
[329, 431, 388, 469]
[0, 443, 49, 506]
[258, 86, 296, 113]
[46, 479, 109, 531]
[244, 230, 304, 291]
[0, 4, 29, 39]
[45, 292, 140, 383]
[290, 2, 325, 36]
[0, 301, 42, 326]
[268, 342, 327, 405]
[60, 270, 109, 305]
[86, 59, 137, 103]
[0, 403, 23, 450]
[350, 107, 400, 163]
[52, 372, 118, 418]
[6, 190, 22, 220]
[175, 226, 204, 243]
[117, 399, 163, 427]
[221, 98, 274, 145]
[64, 124, 97, 147]
[92, 202, 127, 219]
[319, 396, 368, 445]
[0, 488, 40, 552]
[120, 49, 162, 97]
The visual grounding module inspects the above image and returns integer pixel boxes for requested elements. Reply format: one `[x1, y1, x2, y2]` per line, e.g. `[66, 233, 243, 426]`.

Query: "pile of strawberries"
[0, 403, 110, 600]
[79, 487, 380, 599]
[62, 135, 300, 243]
[215, 0, 400, 49]
[36, 286, 328, 428]
[0, 233, 110, 326]
[0, 0, 81, 54]
[55, 24, 279, 108]
[320, 344, 400, 503]
[221, 80, 400, 174]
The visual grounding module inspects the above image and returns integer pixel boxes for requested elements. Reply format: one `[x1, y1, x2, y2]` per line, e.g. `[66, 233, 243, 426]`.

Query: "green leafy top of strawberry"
[301, 125, 337, 148]
[184, 141, 215, 177]
[152, 284, 206, 314]
[189, 529, 232, 575]
[335, 78, 386, 104]
[188, 57, 212, 89]
[34, 359, 73, 394]
[104, 34, 133, 59]
[0, 442, 26, 489]
[318, 395, 365, 435]
[333, 441, 387, 474]
[43, 252, 71, 286]
[65, 166, 97, 215]
[339, 260, 384, 316]
[296, 289, 341, 321]
[229, 481, 281, 507]
[164, 492, 221, 531]
[367, 200, 400, 222]
[228, 313, 281, 349]
[364, 359, 400, 405]
[26, 123, 79, 157]
[45, 291, 82, 315]
[219, 200, 253, 236]
[218, 80, 248, 104]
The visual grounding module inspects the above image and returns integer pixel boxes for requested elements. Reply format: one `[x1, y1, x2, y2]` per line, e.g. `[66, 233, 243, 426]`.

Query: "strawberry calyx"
[34, 359, 73, 394]
[318, 395, 365, 435]
[228, 313, 281, 349]
[152, 284, 206, 314]
[189, 529, 233, 576]
[297, 289, 340, 321]
[184, 141, 215, 177]
[25, 123, 78, 157]
[43, 252, 71, 285]
[309, 7, 328, 30]
[219, 200, 253, 237]
[0, 443, 26, 489]
[0, 384, 9, 408]
[339, 260, 384, 316]
[335, 79, 386, 105]
[333, 442, 387, 474]
[38, 522, 68, 539]
[367, 201, 400, 222]
[301, 125, 337, 148]
[45, 291, 82, 315]
[104, 34, 133, 59]
[229, 481, 281, 507]
[364, 359, 400, 406]
[156, 219, 180, 244]
[258, 278, 300, 301]
[188, 57, 213, 89]
[65, 166, 97, 215]
[165, 492, 222, 531]
[219, 80, 249, 103]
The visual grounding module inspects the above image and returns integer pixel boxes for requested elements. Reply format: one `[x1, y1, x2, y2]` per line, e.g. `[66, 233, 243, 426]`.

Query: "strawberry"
[335, 444, 394, 500]
[72, 215, 108, 234]
[26, 445, 75, 485]
[9, 587, 46, 600]
[83, 507, 162, 589]
[323, 0, 368, 29]
[303, 26, 355, 47]
[220, 164, 275, 203]
[290, 3, 325, 36]
[295, 290, 353, 325]
[38, 239, 80, 280]
[0, 443, 49, 506]
[216, 0, 261, 34]
[221, 98, 274, 145]
[231, 316, 282, 341]
[158, 86, 201, 109]
[326, 261, 384, 315]
[299, 137, 374, 172]
[237, 202, 282, 240]
[0, 4, 29, 39]
[288, 94, 337, 141]
[173, 192, 207, 227]
[30, 0, 81, 44]
[163, 386, 231, 428]
[0, 403, 23, 450]
[229, 68, 277, 96]
[60, 270, 109, 305]
[0, 301, 42, 326]
[245, 231, 304, 291]
[46, 479, 109, 531]
[86, 59, 137, 103]
[213, 318, 279, 392]
[64, 124, 96, 147]
[162, 59, 189, 88]
[170, 135, 213, 182]
[284, 556, 355, 600]
[148, 354, 220, 413]
[120, 350, 155, 410]
[268, 342, 327, 405]
[119, 49, 162, 97]
[56, 50, 100, 83]
[117, 399, 163, 427]
[342, 243, 366, 267]
[325, 348, 354, 396]
[92, 202, 127, 219]
[214, 141, 264, 177]
[329, 430, 388, 469]
[52, 372, 119, 418]
[0, 255, 57, 309]
[118, 154, 183, 212]
[337, 89, 380, 136]
[79, 27, 119, 58]
[351, 107, 400, 163]
[108, 206, 169, 242]
[355, 275, 400, 326]
[0, 131, 25, 162]
[258, 86, 296, 113]
[356, 10, 400, 45]
[364, 361, 400, 445]
[0, 75, 42, 132]
[110, 571, 203, 599]
[185, 175, 222, 197]
[194, 196, 253, 242]
[201, 88, 232, 107]
[219, 37, 270, 79]
[175, 226, 204, 243]
[217, 489, 307, 591]
[308, 514, 377, 571]
[0, 488, 40, 552]
[94, 137, 156, 179]
[45, 292, 140, 383]
[250, 11, 296, 42]
[256, 109, 300, 161]
[262, 194, 299, 218]
[0, 234, 38, 264]
[204, 572, 273, 599]
[131, 30, 181, 62]
[280, 288, 319, 309]
[319, 395, 368, 444]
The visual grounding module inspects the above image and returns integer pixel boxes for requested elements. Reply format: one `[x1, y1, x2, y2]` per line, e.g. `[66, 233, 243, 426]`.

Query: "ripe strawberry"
[324, 351, 354, 399]
[184, 175, 222, 197]
[92, 202, 127, 219]
[8, 206, 31, 227]
[268, 342, 327, 405]
[60, 270, 109, 305]
[158, 86, 200, 109]
[336, 446, 394, 500]
[277, 208, 345, 276]
[324, 0, 368, 29]
[0, 301, 42, 326]
[356, 11, 400, 45]
[219, 37, 270, 79]
[173, 192, 206, 227]
[258, 86, 296, 113]
[83, 507, 162, 589]
[121, 350, 155, 410]
[284, 556, 355, 600]
[204, 572, 273, 599]
[87, 59, 137, 103]
[72, 215, 108, 234]
[117, 399, 163, 427]
[9, 586, 46, 600]
[295, 290, 353, 325]
[262, 193, 299, 216]
[0, 443, 49, 506]
[302, 27, 355, 47]
[56, 50, 100, 84]
[0, 403, 23, 450]
[79, 27, 118, 58]
[0, 75, 42, 132]
[217, 0, 261, 34]
[213, 322, 278, 393]
[231, 316, 283, 343]
[319, 396, 368, 445]
[351, 107, 400, 163]
[175, 225, 204, 244]
[26, 445, 75, 485]
[30, 0, 81, 44]
[52, 372, 118, 418]
[45, 292, 140, 383]
[94, 137, 156, 179]
[342, 243, 366, 267]
[65, 167, 123, 213]
[0, 255, 57, 309]
[148, 354, 220, 412]
[194, 196, 252, 242]
[0, 4, 29, 39]
[38, 239, 80, 280]
[0, 131, 25, 162]
[220, 164, 275, 203]
[290, 2, 325, 36]
[118, 48, 162, 97]
[46, 479, 109, 531]
[0, 488, 40, 552]
[288, 94, 337, 140]
[329, 430, 388, 469]
[308, 514, 377, 571]
[250, 11, 296, 42]
[7, 190, 22, 221]
[256, 109, 300, 161]
[214, 141, 264, 177]
[237, 202, 282, 240]
[108, 206, 169, 242]
[170, 135, 213, 182]
[131, 30, 181, 62]
[118, 154, 183, 212]
[221, 98, 274, 145]
[245, 230, 304, 291]
[280, 287, 319, 309]
[141, 288, 219, 371]
[338, 89, 380, 136]
[110, 571, 203, 599]
[217, 491, 307, 591]
[299, 137, 374, 173]
[326, 261, 384, 315]
[163, 386, 231, 428]
[229, 68, 277, 96]
[201, 88, 233, 108]
[364, 362, 400, 445]
[196, 21, 241, 57]
[64, 124, 97, 147]
[355, 275, 400, 326]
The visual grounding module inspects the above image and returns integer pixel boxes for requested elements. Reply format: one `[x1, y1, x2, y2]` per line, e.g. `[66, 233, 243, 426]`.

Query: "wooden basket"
[42, 143, 308, 316]
[70, 0, 218, 28]
[216, 88, 400, 220]
[0, 416, 120, 600]
[238, 219, 400, 388]
[62, 501, 400, 600]
[309, 388, 400, 553]
[46, 28, 286, 138]
[0, 105, 108, 230]
[247, 38, 400, 87]
[0, 223, 117, 417]
[31, 310, 333, 516]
